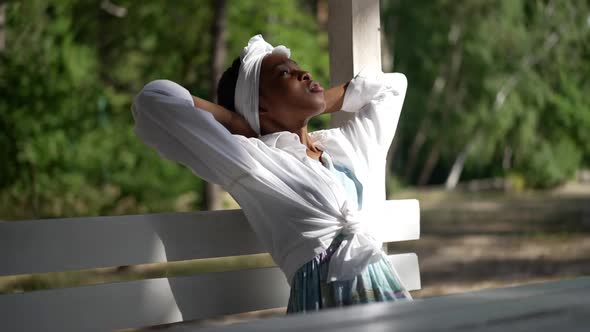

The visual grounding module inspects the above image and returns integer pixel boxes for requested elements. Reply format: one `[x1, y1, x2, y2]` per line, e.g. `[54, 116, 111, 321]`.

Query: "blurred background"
[1, 0, 589, 323]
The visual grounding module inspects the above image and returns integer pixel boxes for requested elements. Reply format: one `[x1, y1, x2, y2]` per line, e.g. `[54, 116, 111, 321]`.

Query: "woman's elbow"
[140, 79, 194, 103]
[131, 79, 194, 118]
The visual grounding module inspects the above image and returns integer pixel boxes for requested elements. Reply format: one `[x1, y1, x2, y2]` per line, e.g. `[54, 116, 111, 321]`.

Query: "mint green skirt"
[286, 233, 412, 313]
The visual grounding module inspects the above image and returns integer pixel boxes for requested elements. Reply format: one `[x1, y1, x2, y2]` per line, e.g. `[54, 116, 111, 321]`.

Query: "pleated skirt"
[286, 233, 413, 314]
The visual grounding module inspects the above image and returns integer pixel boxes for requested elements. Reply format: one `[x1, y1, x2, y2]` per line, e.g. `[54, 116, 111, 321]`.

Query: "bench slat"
[0, 253, 419, 332]
[389, 253, 421, 291]
[0, 267, 286, 332]
[163, 277, 590, 332]
[0, 209, 264, 276]
[0, 200, 419, 276]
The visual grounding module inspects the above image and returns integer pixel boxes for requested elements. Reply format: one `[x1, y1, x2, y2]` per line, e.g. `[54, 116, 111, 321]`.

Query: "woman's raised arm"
[131, 79, 258, 188]
[322, 81, 350, 114]
[192, 95, 258, 138]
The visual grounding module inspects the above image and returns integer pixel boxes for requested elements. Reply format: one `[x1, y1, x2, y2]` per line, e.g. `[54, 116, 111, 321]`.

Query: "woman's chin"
[309, 96, 326, 114]
[317, 101, 327, 115]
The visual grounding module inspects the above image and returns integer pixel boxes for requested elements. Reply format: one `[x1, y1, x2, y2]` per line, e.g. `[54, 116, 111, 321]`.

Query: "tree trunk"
[209, 0, 227, 102]
[385, 137, 398, 198]
[417, 142, 441, 186]
[316, 0, 328, 30]
[381, 0, 397, 197]
[27, 162, 39, 219]
[502, 146, 512, 171]
[0, 2, 6, 52]
[100, 0, 127, 18]
[403, 22, 462, 181]
[402, 73, 445, 181]
[445, 141, 473, 189]
[204, 0, 227, 211]
[408, 22, 463, 185]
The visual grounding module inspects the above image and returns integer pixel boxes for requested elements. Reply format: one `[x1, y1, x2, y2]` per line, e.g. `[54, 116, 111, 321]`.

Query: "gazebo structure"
[0, 1, 421, 331]
[1, 1, 588, 331]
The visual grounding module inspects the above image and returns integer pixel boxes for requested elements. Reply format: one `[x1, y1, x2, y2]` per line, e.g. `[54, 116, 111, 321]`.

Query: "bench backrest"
[0, 199, 420, 332]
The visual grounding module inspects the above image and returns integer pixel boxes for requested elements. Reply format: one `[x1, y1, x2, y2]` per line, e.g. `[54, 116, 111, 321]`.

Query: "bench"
[0, 199, 420, 332]
[170, 276, 590, 332]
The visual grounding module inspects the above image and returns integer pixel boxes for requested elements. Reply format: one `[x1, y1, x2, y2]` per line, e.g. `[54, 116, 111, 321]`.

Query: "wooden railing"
[0, 199, 420, 331]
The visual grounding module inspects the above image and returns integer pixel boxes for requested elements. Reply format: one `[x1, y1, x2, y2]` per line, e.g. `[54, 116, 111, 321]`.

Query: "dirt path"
[391, 233, 590, 297]
[389, 184, 590, 297]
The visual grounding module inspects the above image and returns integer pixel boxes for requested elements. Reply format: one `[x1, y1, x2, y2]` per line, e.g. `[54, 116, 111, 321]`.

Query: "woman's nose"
[299, 71, 312, 81]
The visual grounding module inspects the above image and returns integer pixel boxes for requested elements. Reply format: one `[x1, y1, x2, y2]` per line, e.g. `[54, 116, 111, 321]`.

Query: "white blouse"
[131, 69, 408, 287]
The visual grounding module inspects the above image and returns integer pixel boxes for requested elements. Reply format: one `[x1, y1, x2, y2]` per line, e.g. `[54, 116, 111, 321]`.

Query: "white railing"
[0, 200, 420, 331]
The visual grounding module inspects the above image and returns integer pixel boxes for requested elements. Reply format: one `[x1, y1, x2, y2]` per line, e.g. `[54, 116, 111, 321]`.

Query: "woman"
[131, 35, 411, 313]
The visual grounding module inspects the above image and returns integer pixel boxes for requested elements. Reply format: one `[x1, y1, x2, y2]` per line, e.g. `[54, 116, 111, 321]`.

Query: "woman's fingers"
[230, 112, 258, 137]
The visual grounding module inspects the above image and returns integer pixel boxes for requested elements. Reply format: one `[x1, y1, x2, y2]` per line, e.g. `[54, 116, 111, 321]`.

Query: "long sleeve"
[131, 79, 258, 188]
[338, 68, 408, 159]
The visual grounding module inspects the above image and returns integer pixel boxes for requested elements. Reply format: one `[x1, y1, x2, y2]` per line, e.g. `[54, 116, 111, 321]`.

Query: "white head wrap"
[235, 34, 291, 137]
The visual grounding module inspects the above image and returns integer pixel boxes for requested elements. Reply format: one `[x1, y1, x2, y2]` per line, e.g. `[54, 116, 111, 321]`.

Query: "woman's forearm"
[192, 95, 232, 127]
[322, 81, 350, 114]
[192, 95, 257, 137]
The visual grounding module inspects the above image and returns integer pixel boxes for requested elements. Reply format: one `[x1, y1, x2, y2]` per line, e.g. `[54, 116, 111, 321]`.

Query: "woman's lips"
[309, 81, 324, 93]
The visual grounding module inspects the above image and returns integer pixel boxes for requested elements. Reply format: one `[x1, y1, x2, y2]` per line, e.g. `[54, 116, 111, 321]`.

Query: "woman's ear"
[258, 103, 271, 122]
[258, 96, 269, 114]
[258, 105, 273, 136]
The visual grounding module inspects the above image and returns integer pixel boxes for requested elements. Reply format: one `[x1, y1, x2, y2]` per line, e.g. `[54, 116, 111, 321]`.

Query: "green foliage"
[382, 0, 590, 188]
[2, 0, 589, 220]
[0, 0, 329, 219]
[521, 138, 582, 189]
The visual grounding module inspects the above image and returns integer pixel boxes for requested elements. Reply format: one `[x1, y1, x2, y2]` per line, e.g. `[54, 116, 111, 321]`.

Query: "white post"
[327, 0, 382, 128]
[327, 0, 389, 254]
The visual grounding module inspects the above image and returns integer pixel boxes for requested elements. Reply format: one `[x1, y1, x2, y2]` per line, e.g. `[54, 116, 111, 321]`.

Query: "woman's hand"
[322, 81, 350, 114]
[228, 112, 258, 138]
[192, 95, 257, 137]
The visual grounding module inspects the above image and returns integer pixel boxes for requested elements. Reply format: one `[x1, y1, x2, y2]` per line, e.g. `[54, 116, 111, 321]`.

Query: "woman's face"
[258, 53, 326, 133]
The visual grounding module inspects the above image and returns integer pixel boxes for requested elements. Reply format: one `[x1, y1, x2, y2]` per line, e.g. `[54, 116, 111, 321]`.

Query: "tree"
[0, 0, 331, 219]
[204, 0, 228, 211]
[381, 0, 590, 189]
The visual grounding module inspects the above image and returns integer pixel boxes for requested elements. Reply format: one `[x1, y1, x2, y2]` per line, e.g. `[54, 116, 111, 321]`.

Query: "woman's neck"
[262, 124, 322, 159]
[292, 127, 323, 163]
[291, 126, 316, 151]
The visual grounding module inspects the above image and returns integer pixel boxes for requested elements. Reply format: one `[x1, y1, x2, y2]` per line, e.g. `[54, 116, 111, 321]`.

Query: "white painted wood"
[0, 209, 265, 276]
[0, 197, 420, 331]
[163, 277, 590, 332]
[0, 267, 289, 332]
[388, 253, 421, 291]
[377, 199, 420, 243]
[0, 252, 419, 332]
[327, 0, 353, 86]
[0, 199, 419, 276]
[328, 0, 382, 127]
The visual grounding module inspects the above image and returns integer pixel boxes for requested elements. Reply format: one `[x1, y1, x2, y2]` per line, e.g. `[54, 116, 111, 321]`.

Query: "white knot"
[339, 200, 363, 235]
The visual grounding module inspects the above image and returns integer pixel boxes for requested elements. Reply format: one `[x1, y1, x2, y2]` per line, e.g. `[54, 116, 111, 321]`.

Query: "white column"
[327, 0, 382, 128]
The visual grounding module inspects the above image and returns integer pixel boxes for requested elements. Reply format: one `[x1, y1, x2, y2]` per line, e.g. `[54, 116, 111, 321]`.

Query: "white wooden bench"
[0, 199, 420, 331]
